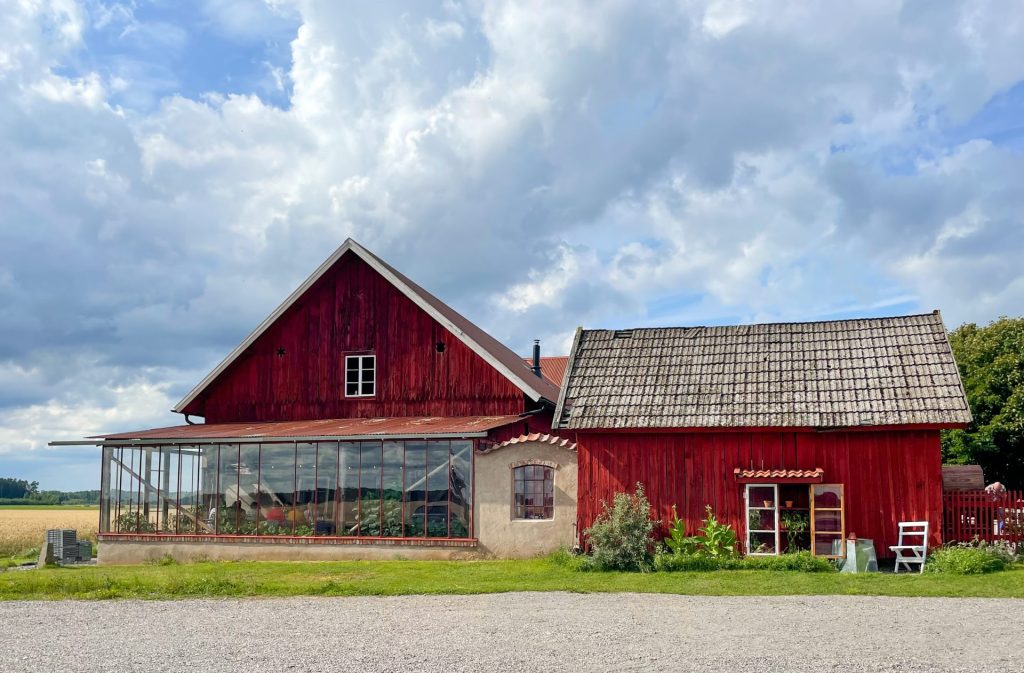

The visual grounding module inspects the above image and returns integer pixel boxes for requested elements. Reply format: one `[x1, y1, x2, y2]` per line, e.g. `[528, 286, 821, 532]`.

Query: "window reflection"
[450, 441, 472, 538]
[382, 441, 404, 537]
[427, 441, 450, 537]
[404, 442, 427, 537]
[340, 442, 360, 535]
[315, 442, 339, 536]
[359, 442, 382, 536]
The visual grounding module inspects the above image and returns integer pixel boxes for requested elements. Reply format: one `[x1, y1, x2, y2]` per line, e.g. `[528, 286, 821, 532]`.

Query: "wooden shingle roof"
[553, 311, 972, 430]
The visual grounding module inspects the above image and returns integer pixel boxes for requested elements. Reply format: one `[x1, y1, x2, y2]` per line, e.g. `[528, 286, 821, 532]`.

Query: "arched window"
[513, 464, 554, 520]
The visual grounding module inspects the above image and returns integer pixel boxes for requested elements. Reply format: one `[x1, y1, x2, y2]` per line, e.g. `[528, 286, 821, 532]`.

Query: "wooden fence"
[943, 490, 1024, 544]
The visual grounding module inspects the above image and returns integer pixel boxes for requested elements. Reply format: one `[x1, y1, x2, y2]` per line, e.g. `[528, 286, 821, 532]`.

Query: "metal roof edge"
[57, 431, 492, 446]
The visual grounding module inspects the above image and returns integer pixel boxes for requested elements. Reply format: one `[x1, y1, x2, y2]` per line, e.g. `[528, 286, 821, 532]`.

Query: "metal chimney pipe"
[532, 339, 542, 378]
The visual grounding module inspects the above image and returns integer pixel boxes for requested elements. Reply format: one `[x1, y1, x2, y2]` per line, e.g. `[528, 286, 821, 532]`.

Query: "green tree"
[942, 317, 1024, 487]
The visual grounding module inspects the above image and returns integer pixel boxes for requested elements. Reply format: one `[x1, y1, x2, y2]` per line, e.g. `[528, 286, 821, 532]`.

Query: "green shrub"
[925, 546, 1006, 574]
[654, 550, 835, 573]
[654, 551, 739, 571]
[583, 483, 655, 572]
[740, 551, 835, 572]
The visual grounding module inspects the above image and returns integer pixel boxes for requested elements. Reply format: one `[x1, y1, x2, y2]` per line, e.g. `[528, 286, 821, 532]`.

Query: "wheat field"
[0, 508, 99, 557]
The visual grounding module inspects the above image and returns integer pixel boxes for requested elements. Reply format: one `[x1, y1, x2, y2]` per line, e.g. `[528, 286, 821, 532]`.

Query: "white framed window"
[345, 354, 376, 397]
[745, 484, 779, 555]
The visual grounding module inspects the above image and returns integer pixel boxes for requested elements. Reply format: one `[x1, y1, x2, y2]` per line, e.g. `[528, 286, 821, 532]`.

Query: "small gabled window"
[345, 355, 375, 397]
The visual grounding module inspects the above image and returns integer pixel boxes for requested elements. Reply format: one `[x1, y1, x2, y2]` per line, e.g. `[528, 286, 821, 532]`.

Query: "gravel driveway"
[1, 593, 1021, 672]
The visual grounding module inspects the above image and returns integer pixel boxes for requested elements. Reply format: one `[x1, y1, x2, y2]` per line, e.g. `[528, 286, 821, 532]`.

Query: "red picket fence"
[943, 490, 1024, 544]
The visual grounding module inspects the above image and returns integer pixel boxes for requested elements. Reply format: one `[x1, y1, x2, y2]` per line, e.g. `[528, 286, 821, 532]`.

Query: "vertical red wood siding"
[187, 254, 528, 422]
[576, 428, 944, 558]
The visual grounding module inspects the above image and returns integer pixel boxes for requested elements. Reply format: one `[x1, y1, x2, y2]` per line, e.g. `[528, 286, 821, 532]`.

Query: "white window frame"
[345, 354, 376, 398]
[744, 483, 780, 556]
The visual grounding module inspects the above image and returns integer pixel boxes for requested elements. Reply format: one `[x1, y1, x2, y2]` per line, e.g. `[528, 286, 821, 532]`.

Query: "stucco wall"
[474, 441, 578, 558]
[97, 539, 480, 565]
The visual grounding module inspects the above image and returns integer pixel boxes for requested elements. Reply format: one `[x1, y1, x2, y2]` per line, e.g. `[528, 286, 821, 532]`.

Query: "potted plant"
[762, 499, 774, 508]
[780, 511, 809, 552]
[784, 500, 794, 508]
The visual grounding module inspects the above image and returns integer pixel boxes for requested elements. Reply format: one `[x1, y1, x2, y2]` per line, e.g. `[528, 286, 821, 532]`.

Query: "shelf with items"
[744, 484, 780, 555]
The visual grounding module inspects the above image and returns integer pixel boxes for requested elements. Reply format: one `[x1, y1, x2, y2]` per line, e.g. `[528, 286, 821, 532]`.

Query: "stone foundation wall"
[97, 537, 480, 564]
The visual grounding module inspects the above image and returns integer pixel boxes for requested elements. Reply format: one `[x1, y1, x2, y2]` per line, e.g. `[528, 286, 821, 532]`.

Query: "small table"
[837, 538, 878, 573]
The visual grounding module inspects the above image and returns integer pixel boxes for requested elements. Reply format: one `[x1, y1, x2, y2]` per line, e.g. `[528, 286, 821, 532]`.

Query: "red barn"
[56, 240, 972, 564]
[552, 317, 972, 557]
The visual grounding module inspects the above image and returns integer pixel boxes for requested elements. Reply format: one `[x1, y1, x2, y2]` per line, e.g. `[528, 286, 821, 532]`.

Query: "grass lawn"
[2, 558, 1023, 600]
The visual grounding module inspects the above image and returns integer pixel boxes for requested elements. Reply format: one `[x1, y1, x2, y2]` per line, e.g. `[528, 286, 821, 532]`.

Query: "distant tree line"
[0, 477, 100, 505]
[942, 316, 1024, 489]
[0, 477, 39, 499]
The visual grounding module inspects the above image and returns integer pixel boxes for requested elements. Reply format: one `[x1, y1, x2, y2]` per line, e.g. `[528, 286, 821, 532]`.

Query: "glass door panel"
[811, 483, 844, 558]
[813, 510, 842, 531]
[813, 533, 843, 557]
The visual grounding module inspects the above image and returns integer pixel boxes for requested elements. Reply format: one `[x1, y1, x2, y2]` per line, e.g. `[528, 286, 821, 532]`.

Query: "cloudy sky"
[2, 0, 1023, 489]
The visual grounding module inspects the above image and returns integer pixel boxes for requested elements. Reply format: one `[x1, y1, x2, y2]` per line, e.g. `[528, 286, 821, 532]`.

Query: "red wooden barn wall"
[486, 411, 556, 445]
[187, 254, 530, 423]
[576, 428, 944, 557]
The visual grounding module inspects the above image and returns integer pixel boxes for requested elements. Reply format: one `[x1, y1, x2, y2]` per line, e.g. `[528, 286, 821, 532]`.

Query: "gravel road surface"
[2, 593, 1022, 672]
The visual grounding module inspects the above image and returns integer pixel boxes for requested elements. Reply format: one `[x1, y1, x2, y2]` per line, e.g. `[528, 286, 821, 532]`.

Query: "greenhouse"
[102, 439, 473, 540]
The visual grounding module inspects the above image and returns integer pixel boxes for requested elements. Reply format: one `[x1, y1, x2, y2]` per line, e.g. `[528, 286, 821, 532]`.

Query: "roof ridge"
[583, 311, 942, 333]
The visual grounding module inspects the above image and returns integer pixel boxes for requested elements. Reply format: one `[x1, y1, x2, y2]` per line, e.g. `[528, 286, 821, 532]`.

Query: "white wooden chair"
[889, 521, 929, 573]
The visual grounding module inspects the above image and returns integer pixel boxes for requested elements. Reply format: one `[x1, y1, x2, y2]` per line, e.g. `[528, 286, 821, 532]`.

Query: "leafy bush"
[965, 539, 1022, 563]
[583, 483, 655, 572]
[925, 546, 1006, 574]
[698, 505, 738, 557]
[659, 505, 738, 559]
[664, 507, 699, 555]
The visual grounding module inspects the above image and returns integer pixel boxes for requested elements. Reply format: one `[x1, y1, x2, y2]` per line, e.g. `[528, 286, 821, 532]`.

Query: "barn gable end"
[178, 240, 558, 422]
